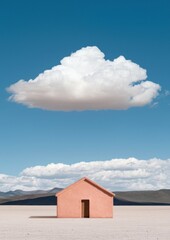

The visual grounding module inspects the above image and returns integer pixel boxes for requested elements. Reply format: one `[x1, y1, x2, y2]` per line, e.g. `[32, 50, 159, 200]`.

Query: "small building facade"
[56, 177, 114, 218]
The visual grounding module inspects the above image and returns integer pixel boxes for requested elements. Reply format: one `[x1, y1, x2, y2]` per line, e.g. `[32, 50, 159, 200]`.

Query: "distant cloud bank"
[0, 158, 169, 192]
[7, 46, 160, 111]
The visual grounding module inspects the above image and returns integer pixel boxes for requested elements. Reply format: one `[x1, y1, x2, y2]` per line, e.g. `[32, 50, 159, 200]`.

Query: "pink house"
[56, 177, 115, 218]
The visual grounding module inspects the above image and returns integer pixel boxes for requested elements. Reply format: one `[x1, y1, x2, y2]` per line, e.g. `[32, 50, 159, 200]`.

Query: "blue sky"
[0, 0, 170, 191]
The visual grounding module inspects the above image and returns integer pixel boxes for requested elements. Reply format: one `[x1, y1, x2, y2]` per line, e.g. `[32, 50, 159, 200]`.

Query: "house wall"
[57, 180, 113, 218]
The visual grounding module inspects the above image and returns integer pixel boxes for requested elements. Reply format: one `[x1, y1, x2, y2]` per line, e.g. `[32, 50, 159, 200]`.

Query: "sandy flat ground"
[0, 206, 169, 240]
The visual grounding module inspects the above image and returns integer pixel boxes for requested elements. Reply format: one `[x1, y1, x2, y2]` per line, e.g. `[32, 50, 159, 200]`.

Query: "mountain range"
[0, 188, 170, 205]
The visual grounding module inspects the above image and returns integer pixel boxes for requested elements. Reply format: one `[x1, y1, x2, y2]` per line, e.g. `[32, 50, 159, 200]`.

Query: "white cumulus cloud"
[0, 158, 170, 192]
[7, 46, 160, 111]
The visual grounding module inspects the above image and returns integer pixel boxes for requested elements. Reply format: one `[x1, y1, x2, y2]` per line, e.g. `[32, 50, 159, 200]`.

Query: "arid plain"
[0, 206, 169, 240]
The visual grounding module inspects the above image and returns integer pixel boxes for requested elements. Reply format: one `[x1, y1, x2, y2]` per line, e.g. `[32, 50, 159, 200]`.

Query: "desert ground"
[0, 206, 169, 240]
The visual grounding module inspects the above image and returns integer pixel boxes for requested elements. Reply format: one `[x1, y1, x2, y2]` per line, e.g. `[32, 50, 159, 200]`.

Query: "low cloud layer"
[8, 46, 160, 111]
[0, 158, 169, 192]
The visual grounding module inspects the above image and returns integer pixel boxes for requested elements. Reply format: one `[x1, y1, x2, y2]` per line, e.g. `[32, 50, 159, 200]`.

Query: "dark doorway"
[81, 200, 90, 218]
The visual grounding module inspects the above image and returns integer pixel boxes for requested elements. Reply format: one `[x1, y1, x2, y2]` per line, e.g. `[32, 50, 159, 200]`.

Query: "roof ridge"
[56, 177, 115, 197]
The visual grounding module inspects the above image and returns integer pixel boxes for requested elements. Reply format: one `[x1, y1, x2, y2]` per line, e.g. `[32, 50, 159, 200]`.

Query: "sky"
[0, 0, 170, 191]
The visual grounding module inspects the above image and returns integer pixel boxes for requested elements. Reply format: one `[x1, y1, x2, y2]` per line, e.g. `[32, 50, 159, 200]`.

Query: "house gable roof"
[56, 177, 115, 197]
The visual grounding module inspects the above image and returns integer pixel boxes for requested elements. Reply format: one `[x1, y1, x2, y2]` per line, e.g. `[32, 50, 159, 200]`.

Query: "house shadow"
[30, 216, 57, 219]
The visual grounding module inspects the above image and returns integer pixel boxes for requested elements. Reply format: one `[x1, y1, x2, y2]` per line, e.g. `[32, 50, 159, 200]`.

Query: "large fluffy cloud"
[7, 46, 160, 111]
[0, 158, 169, 192]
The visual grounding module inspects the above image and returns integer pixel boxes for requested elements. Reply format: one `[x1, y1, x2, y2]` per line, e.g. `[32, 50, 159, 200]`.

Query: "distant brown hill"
[114, 189, 170, 205]
[0, 189, 170, 205]
[0, 188, 61, 205]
